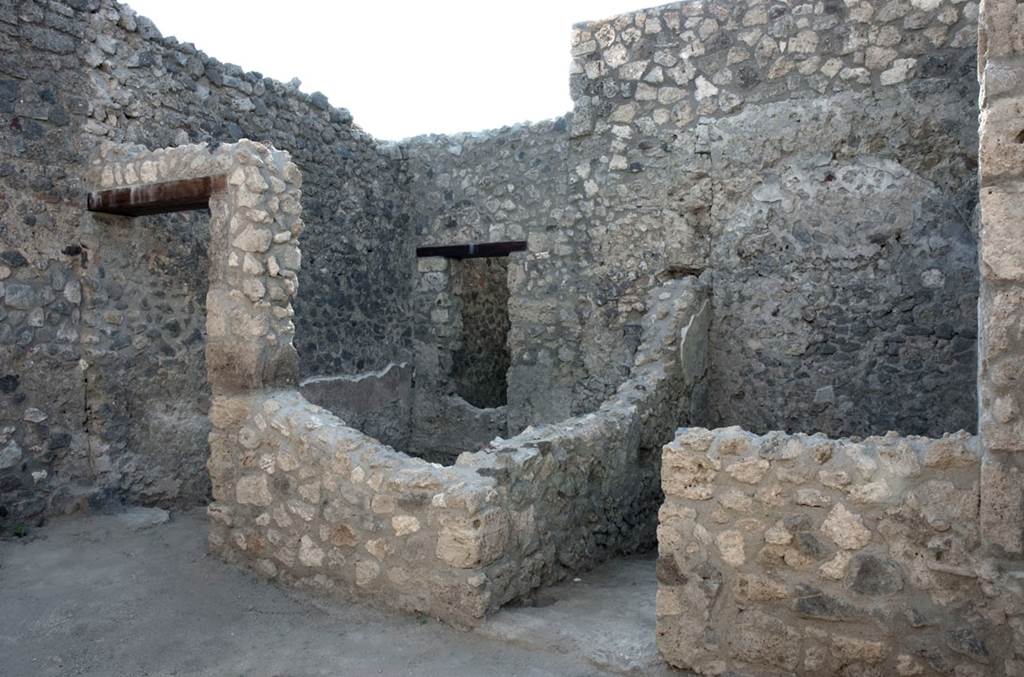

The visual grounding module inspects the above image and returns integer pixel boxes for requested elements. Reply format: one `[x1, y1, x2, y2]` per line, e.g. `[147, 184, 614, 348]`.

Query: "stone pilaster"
[978, 0, 1024, 555]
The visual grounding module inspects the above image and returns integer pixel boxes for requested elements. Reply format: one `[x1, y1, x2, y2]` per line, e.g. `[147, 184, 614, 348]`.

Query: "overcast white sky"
[126, 0, 647, 141]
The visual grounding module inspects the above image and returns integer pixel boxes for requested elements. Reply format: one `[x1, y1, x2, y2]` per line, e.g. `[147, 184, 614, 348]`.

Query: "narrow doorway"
[451, 256, 510, 408]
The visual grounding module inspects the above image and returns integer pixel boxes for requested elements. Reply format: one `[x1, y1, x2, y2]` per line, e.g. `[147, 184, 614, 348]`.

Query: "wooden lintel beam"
[416, 240, 528, 259]
[87, 175, 227, 216]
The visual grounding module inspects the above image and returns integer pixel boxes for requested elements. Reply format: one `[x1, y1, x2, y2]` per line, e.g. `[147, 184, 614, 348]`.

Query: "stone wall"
[87, 136, 710, 627]
[977, 0, 1024, 558]
[155, 133, 713, 623]
[653, 3, 1024, 671]
[403, 120, 570, 247]
[76, 3, 412, 382]
[403, 0, 984, 439]
[209, 275, 710, 626]
[1, 0, 992, 530]
[0, 0, 412, 524]
[657, 426, 1024, 674]
[402, 121, 577, 433]
[569, 0, 981, 437]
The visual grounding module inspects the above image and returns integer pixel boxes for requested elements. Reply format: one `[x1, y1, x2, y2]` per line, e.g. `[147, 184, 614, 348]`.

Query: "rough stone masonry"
[657, 427, 1024, 674]
[87, 135, 712, 626]
[655, 0, 1024, 673]
[4, 0, 1023, 671]
[1, 0, 983, 528]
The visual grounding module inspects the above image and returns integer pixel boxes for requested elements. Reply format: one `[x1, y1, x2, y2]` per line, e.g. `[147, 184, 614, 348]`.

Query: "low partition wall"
[298, 362, 414, 451]
[209, 276, 709, 626]
[92, 139, 712, 627]
[657, 426, 1024, 675]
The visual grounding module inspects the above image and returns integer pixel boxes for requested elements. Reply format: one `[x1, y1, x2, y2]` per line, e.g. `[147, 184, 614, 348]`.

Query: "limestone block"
[913, 480, 979, 531]
[710, 426, 758, 457]
[981, 453, 1024, 554]
[232, 225, 273, 253]
[729, 609, 801, 672]
[880, 58, 917, 85]
[821, 503, 872, 550]
[830, 635, 888, 664]
[979, 98, 1024, 184]
[980, 188, 1024, 280]
[980, 285, 1024, 371]
[436, 509, 510, 568]
[725, 458, 770, 484]
[715, 530, 745, 566]
[735, 573, 789, 601]
[980, 285, 1024, 453]
[655, 562, 725, 672]
[298, 535, 325, 567]
[923, 434, 980, 468]
[392, 515, 421, 536]
[355, 559, 380, 587]
[982, 59, 1024, 102]
[236, 474, 272, 506]
[662, 446, 719, 500]
[980, 0, 1024, 60]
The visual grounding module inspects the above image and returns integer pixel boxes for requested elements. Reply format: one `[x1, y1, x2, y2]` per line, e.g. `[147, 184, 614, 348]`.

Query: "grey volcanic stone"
[792, 585, 863, 622]
[0, 440, 22, 470]
[948, 626, 990, 664]
[848, 554, 904, 595]
[0, 251, 28, 268]
[4, 284, 37, 310]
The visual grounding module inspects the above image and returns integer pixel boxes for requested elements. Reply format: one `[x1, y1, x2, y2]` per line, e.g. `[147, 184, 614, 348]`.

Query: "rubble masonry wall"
[656, 426, 1024, 675]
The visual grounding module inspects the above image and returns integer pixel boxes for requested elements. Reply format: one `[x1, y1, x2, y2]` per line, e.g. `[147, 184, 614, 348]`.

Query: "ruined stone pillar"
[978, 0, 1024, 555]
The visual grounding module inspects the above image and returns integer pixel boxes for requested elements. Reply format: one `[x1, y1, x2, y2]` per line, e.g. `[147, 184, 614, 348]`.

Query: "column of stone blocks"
[89, 140, 304, 397]
[204, 141, 304, 396]
[412, 255, 462, 392]
[978, 0, 1024, 555]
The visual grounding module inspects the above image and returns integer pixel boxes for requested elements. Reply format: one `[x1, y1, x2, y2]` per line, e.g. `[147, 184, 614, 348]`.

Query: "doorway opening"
[452, 256, 511, 408]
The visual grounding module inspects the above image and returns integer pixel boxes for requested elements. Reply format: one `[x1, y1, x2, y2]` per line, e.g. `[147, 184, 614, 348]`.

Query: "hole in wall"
[452, 257, 511, 409]
[1015, 129, 1024, 144]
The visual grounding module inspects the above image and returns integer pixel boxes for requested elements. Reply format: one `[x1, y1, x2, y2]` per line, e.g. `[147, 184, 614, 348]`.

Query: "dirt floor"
[0, 507, 677, 677]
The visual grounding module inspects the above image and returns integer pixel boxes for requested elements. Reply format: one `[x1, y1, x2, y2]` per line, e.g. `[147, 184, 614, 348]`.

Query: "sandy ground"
[0, 507, 678, 677]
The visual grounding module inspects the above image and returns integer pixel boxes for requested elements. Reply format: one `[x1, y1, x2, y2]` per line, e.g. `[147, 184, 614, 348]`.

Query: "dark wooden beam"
[416, 240, 527, 259]
[87, 175, 227, 216]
